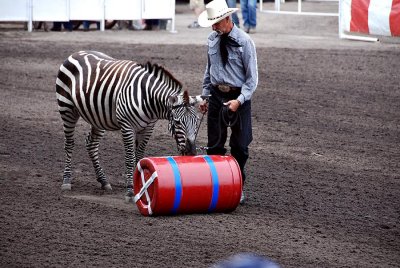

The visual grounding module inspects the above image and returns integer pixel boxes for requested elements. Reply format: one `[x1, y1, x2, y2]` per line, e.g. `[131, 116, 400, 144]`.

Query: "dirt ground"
[1, 3, 400, 268]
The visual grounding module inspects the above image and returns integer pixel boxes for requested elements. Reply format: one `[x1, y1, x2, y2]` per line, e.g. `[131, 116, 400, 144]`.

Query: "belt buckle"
[218, 85, 231, 92]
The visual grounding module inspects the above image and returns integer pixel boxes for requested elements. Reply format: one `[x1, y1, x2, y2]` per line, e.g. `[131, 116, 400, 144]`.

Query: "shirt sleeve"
[202, 47, 212, 96]
[237, 39, 258, 105]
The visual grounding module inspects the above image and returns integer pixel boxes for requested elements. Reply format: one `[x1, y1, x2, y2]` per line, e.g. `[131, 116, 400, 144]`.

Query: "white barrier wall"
[69, 0, 103, 21]
[0, 0, 30, 21]
[32, 0, 68, 21]
[0, 0, 175, 31]
[105, 0, 141, 20]
[142, 0, 175, 19]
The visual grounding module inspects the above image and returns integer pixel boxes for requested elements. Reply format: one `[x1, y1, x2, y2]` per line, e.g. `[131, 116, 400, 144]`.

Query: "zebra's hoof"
[102, 183, 112, 191]
[61, 183, 72, 191]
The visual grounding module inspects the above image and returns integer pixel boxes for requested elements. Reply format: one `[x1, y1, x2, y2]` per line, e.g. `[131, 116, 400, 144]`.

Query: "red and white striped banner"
[341, 0, 400, 36]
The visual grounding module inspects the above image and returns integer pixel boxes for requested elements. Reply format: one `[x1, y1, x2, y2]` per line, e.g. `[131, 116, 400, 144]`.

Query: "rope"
[194, 111, 206, 143]
[198, 103, 241, 152]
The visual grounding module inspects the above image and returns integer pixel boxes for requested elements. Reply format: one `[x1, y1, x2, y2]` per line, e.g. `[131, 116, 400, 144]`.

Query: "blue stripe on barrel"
[167, 156, 182, 214]
[203, 155, 220, 212]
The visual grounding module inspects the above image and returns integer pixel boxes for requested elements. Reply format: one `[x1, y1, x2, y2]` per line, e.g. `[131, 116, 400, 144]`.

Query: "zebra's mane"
[141, 62, 183, 92]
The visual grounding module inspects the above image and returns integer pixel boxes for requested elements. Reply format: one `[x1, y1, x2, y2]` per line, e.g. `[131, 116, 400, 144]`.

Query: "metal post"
[67, 0, 70, 29]
[338, 0, 343, 38]
[170, 0, 177, 33]
[28, 0, 33, 32]
[275, 0, 281, 12]
[100, 0, 105, 31]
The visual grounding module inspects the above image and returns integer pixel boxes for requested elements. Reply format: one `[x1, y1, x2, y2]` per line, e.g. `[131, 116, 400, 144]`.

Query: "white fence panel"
[0, 0, 176, 31]
[32, 0, 68, 21]
[142, 0, 174, 19]
[0, 0, 29, 21]
[105, 0, 141, 20]
[69, 0, 103, 20]
[260, 0, 338, 17]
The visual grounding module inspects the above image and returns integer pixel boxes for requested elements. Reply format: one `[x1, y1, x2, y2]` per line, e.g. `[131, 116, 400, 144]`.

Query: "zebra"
[56, 51, 203, 201]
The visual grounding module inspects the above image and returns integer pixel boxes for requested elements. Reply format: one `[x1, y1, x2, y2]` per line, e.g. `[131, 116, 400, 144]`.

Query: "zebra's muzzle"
[180, 140, 197, 156]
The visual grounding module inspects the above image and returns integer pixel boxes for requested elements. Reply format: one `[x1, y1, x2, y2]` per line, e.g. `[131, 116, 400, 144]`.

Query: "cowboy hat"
[198, 0, 238, 28]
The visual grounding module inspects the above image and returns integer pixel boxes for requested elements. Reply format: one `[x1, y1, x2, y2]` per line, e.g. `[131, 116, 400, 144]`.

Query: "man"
[197, 0, 258, 204]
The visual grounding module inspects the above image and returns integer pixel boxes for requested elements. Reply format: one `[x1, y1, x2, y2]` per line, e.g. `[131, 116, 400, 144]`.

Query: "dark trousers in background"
[83, 21, 100, 30]
[206, 88, 253, 183]
[52, 21, 73, 31]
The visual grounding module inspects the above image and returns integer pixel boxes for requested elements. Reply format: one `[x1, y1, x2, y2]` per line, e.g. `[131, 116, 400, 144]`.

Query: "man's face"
[212, 17, 229, 35]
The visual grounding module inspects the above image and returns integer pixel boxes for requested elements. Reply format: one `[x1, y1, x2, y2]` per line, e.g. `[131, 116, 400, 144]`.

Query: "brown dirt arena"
[1, 6, 399, 268]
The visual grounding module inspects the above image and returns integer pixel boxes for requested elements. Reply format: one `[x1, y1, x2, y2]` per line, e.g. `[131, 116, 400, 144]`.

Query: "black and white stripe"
[56, 51, 201, 200]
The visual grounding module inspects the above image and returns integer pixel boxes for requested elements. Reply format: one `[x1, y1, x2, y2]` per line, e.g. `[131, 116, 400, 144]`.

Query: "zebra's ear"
[183, 90, 189, 105]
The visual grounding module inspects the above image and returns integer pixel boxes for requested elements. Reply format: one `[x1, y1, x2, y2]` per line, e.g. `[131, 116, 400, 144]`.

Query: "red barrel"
[133, 155, 242, 216]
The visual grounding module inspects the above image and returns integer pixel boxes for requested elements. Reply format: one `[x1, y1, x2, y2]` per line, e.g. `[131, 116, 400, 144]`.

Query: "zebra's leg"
[126, 124, 156, 201]
[61, 110, 79, 191]
[85, 127, 112, 191]
[135, 122, 156, 162]
[120, 127, 136, 203]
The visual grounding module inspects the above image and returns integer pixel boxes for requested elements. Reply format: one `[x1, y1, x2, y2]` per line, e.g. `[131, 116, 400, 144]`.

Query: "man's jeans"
[227, 0, 240, 26]
[240, 0, 257, 29]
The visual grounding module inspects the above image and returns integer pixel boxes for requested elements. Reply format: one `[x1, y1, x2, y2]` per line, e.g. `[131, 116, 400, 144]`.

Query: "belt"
[214, 84, 241, 93]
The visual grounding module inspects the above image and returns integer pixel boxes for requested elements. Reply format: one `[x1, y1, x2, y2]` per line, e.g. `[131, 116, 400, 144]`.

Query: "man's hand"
[199, 100, 208, 114]
[223, 99, 241, 112]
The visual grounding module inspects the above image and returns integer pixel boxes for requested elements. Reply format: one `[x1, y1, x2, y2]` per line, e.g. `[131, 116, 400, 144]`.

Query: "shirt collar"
[225, 25, 242, 47]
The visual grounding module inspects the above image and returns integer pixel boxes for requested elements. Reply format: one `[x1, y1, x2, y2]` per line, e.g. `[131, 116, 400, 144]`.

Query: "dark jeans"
[227, 0, 240, 26]
[83, 21, 100, 30]
[52, 21, 73, 31]
[206, 87, 253, 182]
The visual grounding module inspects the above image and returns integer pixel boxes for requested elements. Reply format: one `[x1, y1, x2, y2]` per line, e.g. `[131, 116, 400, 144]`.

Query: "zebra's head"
[168, 90, 203, 156]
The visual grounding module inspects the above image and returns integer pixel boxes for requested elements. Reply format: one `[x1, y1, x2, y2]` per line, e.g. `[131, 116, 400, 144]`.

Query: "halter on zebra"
[56, 51, 203, 201]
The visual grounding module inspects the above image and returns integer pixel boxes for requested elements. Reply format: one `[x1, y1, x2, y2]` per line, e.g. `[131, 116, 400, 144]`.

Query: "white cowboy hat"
[198, 0, 239, 28]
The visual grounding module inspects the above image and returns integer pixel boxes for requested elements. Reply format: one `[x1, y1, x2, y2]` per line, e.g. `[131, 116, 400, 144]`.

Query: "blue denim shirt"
[202, 25, 258, 104]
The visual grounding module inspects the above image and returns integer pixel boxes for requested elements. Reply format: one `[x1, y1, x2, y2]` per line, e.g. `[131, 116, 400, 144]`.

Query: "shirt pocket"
[208, 47, 219, 66]
[228, 46, 243, 61]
